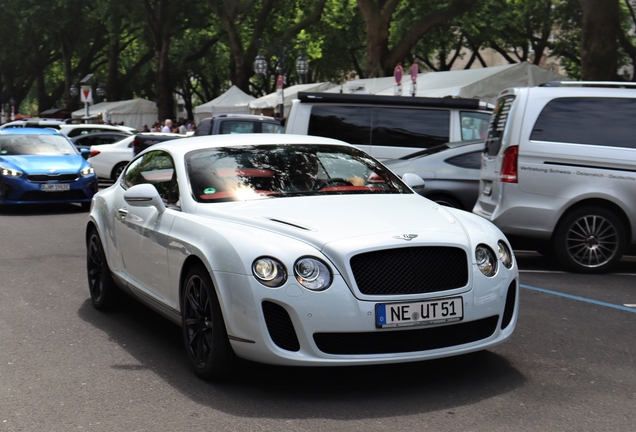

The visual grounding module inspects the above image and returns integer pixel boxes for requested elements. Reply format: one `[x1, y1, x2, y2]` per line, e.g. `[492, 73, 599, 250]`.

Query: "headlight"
[294, 257, 332, 291]
[497, 240, 514, 269]
[1, 167, 22, 177]
[252, 257, 287, 287]
[80, 166, 95, 176]
[475, 244, 497, 277]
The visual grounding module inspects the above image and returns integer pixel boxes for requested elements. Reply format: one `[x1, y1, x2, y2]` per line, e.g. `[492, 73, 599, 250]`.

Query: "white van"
[473, 82, 636, 273]
[285, 92, 492, 160]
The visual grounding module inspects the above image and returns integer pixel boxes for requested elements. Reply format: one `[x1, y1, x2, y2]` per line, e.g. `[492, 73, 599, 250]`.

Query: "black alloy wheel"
[554, 206, 625, 273]
[86, 228, 117, 310]
[182, 264, 237, 380]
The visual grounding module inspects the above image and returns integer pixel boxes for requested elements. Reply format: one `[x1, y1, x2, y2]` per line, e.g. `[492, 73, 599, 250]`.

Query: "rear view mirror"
[401, 173, 425, 190]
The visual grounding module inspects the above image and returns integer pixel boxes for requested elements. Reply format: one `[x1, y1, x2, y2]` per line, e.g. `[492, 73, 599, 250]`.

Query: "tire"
[425, 194, 464, 210]
[182, 264, 237, 381]
[86, 228, 118, 310]
[111, 162, 127, 181]
[553, 206, 625, 273]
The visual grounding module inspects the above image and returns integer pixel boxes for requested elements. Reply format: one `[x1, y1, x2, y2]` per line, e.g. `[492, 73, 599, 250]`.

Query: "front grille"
[314, 316, 499, 355]
[26, 174, 78, 182]
[262, 301, 300, 352]
[501, 280, 517, 330]
[350, 247, 468, 295]
[19, 190, 88, 201]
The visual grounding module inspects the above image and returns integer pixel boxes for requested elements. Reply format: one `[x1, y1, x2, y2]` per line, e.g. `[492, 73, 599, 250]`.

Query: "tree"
[578, 0, 620, 80]
[356, 0, 478, 77]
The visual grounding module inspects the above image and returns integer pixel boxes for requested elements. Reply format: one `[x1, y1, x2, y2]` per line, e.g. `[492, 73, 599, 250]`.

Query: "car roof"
[141, 134, 351, 156]
[399, 139, 484, 160]
[0, 127, 60, 135]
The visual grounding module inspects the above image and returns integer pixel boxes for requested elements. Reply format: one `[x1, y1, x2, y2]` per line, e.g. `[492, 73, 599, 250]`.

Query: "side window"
[485, 96, 514, 156]
[308, 105, 372, 144]
[123, 150, 179, 205]
[531, 97, 636, 148]
[372, 107, 449, 149]
[220, 121, 255, 134]
[262, 123, 284, 133]
[446, 151, 482, 169]
[194, 119, 213, 136]
[460, 112, 490, 140]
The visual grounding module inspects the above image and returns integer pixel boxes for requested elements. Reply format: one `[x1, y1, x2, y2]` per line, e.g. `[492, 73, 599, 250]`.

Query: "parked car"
[0, 128, 97, 208]
[0, 119, 66, 130]
[58, 123, 137, 138]
[384, 139, 483, 211]
[131, 132, 183, 156]
[285, 92, 491, 160]
[86, 133, 519, 381]
[71, 131, 130, 153]
[473, 81, 636, 273]
[88, 133, 182, 180]
[194, 113, 283, 136]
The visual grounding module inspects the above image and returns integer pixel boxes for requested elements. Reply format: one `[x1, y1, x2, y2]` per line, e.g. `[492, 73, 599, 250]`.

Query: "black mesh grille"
[314, 316, 499, 355]
[26, 174, 78, 182]
[501, 280, 517, 330]
[350, 247, 468, 295]
[19, 190, 89, 201]
[262, 301, 300, 352]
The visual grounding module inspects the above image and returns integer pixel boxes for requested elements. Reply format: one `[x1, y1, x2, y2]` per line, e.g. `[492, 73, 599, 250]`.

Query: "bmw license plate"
[41, 184, 70, 192]
[376, 297, 463, 328]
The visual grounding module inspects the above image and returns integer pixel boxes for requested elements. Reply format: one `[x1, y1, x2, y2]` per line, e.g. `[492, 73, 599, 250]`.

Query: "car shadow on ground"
[77, 294, 526, 420]
[0, 203, 87, 216]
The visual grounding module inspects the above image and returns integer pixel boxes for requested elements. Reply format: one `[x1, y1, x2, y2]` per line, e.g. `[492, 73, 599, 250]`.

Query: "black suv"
[194, 114, 283, 136]
[132, 132, 184, 156]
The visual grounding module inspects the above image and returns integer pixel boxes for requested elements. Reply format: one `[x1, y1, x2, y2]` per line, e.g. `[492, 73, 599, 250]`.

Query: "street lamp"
[296, 53, 309, 83]
[253, 41, 310, 119]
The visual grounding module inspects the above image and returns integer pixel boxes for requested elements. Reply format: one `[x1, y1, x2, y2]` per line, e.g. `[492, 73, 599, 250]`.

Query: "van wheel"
[553, 207, 625, 273]
[426, 194, 464, 210]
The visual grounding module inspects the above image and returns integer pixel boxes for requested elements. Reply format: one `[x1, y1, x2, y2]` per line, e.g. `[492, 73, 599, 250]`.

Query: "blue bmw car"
[0, 128, 98, 208]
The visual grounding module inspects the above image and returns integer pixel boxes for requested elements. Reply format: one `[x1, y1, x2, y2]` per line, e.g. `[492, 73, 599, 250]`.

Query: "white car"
[87, 135, 134, 180]
[86, 134, 519, 380]
[58, 124, 137, 138]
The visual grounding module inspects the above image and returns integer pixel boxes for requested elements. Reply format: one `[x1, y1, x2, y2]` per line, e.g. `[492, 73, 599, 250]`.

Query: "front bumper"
[214, 266, 519, 367]
[0, 175, 98, 205]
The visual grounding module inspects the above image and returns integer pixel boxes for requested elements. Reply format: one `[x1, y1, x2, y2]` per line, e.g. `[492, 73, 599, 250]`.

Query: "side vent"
[262, 301, 300, 352]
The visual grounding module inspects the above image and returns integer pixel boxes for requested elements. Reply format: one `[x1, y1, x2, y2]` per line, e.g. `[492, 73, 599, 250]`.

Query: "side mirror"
[124, 183, 166, 214]
[80, 148, 90, 160]
[401, 173, 425, 191]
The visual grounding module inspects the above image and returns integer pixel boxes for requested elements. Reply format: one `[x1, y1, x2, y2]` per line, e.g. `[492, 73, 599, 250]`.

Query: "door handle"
[117, 208, 128, 220]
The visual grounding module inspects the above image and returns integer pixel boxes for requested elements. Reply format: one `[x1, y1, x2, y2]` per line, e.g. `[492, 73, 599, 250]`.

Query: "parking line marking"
[520, 284, 636, 313]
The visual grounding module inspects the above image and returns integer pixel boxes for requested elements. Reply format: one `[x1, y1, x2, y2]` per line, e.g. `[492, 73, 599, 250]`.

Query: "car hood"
[196, 194, 470, 252]
[0, 155, 86, 173]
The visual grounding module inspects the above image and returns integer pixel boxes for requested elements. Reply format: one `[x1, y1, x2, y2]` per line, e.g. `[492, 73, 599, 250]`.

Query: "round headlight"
[475, 244, 497, 277]
[294, 257, 332, 291]
[498, 240, 513, 269]
[252, 257, 287, 287]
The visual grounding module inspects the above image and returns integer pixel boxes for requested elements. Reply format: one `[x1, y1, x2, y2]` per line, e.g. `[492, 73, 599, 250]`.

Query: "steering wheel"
[317, 178, 354, 189]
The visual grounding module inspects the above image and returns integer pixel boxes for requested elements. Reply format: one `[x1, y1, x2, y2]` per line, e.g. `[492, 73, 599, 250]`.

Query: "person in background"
[142, 125, 150, 132]
[178, 121, 187, 134]
[161, 119, 172, 133]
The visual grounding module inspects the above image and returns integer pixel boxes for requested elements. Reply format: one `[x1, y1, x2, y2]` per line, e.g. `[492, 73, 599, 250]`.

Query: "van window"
[460, 112, 490, 140]
[530, 97, 636, 149]
[307, 105, 449, 149]
[371, 107, 449, 149]
[485, 95, 515, 156]
[308, 106, 371, 144]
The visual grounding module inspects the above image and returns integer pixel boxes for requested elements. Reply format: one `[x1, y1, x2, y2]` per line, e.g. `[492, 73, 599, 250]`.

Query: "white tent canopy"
[249, 82, 337, 116]
[376, 62, 566, 104]
[71, 98, 158, 131]
[324, 76, 398, 95]
[193, 85, 255, 123]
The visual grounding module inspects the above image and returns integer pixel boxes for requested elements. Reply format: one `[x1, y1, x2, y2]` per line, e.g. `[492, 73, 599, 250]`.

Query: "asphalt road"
[1, 203, 634, 432]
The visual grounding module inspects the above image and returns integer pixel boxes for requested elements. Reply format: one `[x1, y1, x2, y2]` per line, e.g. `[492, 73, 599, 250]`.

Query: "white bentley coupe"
[86, 134, 519, 380]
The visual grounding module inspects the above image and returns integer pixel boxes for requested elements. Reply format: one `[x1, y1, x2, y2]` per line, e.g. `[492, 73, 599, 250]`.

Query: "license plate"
[376, 297, 463, 328]
[41, 183, 70, 191]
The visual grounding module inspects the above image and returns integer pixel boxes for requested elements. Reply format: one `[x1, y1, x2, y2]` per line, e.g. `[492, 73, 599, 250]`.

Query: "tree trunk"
[578, 0, 619, 80]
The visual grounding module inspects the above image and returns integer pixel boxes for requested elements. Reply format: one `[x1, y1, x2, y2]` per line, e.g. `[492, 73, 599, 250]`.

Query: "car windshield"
[0, 135, 77, 156]
[186, 144, 411, 203]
